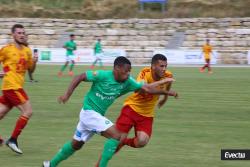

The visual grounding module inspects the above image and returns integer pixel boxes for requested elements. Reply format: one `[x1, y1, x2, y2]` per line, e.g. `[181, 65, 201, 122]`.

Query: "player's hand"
[161, 78, 175, 84]
[58, 95, 69, 104]
[168, 90, 179, 99]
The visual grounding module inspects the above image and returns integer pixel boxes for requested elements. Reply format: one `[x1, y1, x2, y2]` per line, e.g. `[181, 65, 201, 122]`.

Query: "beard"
[15, 38, 26, 46]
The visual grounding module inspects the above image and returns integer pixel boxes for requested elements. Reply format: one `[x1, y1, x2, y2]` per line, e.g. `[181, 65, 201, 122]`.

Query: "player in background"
[0, 24, 38, 154]
[90, 38, 104, 69]
[95, 54, 178, 167]
[42, 56, 175, 167]
[58, 34, 77, 77]
[200, 39, 214, 74]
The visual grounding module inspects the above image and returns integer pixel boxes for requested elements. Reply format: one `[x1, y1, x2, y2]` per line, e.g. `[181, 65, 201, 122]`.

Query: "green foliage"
[0, 65, 249, 167]
[0, 0, 249, 19]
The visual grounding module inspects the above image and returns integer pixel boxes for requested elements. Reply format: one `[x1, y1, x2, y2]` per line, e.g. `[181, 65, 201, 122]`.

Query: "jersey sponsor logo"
[105, 120, 110, 125]
[95, 92, 116, 100]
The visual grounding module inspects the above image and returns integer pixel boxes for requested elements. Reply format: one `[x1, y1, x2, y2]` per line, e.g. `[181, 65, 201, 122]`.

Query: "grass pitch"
[0, 65, 249, 167]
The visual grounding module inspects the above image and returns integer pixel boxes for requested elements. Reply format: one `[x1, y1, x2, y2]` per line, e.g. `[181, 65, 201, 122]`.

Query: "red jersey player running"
[96, 54, 178, 167]
[0, 24, 37, 154]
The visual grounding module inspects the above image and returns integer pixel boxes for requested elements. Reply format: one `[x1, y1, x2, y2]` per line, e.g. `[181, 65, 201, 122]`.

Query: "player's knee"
[72, 141, 84, 150]
[136, 137, 148, 148]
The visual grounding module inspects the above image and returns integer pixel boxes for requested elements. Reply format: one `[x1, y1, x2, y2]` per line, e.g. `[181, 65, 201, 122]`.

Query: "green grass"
[0, 65, 250, 167]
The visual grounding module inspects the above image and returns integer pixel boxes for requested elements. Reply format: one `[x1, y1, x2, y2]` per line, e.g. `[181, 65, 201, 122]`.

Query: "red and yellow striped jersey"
[124, 67, 173, 117]
[202, 44, 212, 59]
[0, 43, 33, 90]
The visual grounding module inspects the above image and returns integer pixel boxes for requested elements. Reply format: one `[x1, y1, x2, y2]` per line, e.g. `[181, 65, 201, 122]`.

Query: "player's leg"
[122, 108, 153, 148]
[90, 57, 98, 69]
[44, 139, 85, 167]
[97, 105, 136, 167]
[98, 125, 121, 167]
[69, 60, 75, 76]
[6, 89, 32, 154]
[43, 110, 93, 167]
[0, 96, 12, 145]
[207, 59, 212, 73]
[58, 59, 69, 76]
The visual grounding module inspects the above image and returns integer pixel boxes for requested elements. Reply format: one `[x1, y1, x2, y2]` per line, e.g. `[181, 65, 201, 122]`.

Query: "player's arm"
[140, 78, 175, 95]
[58, 73, 87, 104]
[158, 83, 178, 108]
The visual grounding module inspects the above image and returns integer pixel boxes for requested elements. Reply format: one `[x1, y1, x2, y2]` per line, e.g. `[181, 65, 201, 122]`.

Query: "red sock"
[123, 137, 138, 148]
[11, 115, 29, 139]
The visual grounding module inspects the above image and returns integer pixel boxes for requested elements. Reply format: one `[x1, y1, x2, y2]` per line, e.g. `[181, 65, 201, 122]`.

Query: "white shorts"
[95, 53, 103, 59]
[73, 109, 113, 142]
[66, 55, 76, 62]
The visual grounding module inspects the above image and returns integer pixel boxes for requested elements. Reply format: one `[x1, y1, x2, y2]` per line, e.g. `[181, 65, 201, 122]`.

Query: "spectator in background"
[90, 38, 104, 69]
[58, 34, 77, 77]
[200, 39, 214, 74]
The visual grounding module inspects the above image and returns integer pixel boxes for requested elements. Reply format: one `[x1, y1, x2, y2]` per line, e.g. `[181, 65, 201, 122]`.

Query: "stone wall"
[0, 18, 249, 64]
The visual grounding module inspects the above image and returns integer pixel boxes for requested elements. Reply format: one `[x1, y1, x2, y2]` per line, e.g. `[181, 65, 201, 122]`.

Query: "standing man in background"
[0, 24, 38, 154]
[200, 39, 214, 74]
[58, 34, 77, 77]
[90, 38, 104, 69]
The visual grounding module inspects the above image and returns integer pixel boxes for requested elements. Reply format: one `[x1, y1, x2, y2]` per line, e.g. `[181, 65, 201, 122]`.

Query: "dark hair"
[11, 24, 24, 33]
[34, 49, 38, 53]
[70, 34, 75, 37]
[151, 54, 167, 65]
[114, 56, 131, 67]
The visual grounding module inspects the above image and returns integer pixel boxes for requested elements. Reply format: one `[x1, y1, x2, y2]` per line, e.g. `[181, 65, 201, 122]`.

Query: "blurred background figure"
[200, 39, 214, 74]
[90, 38, 104, 69]
[58, 34, 77, 77]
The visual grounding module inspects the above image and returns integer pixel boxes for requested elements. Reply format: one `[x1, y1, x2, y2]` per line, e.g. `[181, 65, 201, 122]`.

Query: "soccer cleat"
[57, 71, 63, 77]
[42, 161, 51, 167]
[6, 139, 23, 154]
[68, 71, 74, 76]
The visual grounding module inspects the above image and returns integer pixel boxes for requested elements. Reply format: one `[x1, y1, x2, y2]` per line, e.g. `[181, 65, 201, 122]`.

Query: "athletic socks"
[123, 137, 138, 148]
[11, 115, 29, 139]
[69, 63, 74, 71]
[99, 138, 119, 167]
[50, 141, 76, 167]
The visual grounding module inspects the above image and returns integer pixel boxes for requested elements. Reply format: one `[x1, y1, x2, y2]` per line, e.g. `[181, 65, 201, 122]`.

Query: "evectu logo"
[221, 149, 250, 160]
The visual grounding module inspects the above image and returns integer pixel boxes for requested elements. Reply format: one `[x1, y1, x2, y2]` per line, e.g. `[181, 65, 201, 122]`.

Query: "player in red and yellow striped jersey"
[96, 54, 178, 167]
[200, 39, 214, 74]
[0, 24, 37, 154]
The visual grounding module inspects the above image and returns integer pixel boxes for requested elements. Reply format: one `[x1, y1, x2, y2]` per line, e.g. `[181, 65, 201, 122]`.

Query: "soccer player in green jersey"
[58, 34, 77, 77]
[90, 38, 104, 69]
[42, 56, 174, 167]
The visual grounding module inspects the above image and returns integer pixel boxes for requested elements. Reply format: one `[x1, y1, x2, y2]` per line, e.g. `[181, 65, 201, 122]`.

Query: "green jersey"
[64, 40, 77, 56]
[83, 70, 143, 116]
[94, 41, 102, 54]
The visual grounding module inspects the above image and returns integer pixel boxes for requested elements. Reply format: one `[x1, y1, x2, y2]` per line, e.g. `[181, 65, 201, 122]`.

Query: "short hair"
[11, 24, 24, 33]
[70, 34, 75, 37]
[114, 56, 131, 67]
[151, 54, 167, 65]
